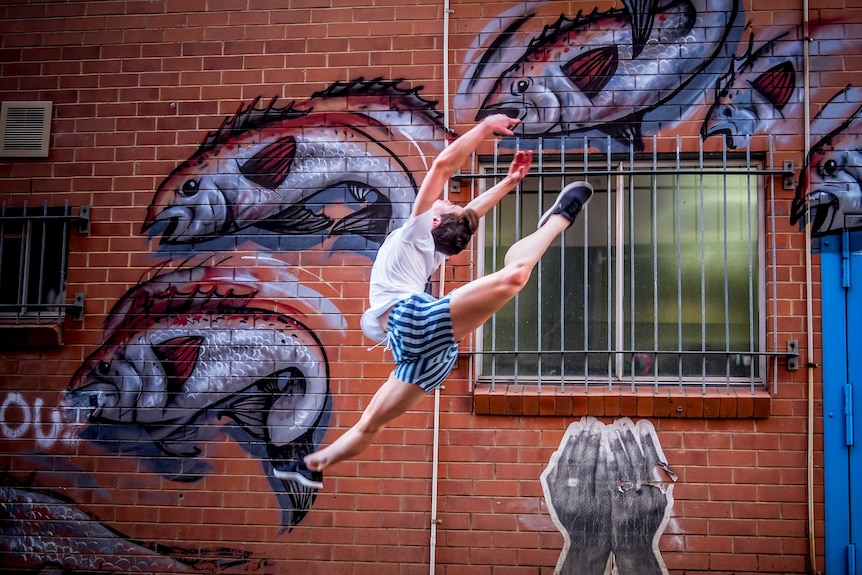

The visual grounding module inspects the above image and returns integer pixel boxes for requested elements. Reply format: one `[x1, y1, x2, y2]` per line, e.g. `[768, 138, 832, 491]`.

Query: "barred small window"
[0, 202, 84, 323]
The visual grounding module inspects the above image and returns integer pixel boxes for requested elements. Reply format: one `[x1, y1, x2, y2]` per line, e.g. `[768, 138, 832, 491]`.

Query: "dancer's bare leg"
[305, 372, 426, 472]
[304, 216, 570, 473]
[450, 214, 570, 342]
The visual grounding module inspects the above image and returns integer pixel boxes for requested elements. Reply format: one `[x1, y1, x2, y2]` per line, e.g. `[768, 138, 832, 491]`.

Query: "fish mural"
[143, 80, 452, 253]
[65, 259, 335, 527]
[701, 28, 799, 149]
[454, 0, 741, 148]
[702, 24, 859, 149]
[303, 78, 454, 156]
[0, 481, 265, 573]
[791, 86, 862, 236]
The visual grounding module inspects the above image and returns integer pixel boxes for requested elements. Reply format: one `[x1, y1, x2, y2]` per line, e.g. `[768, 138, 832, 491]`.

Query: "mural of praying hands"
[541, 417, 676, 575]
[545, 418, 613, 575]
[607, 420, 675, 575]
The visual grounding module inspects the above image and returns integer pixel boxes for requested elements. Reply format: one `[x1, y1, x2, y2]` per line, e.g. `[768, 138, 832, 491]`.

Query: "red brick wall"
[0, 1, 841, 573]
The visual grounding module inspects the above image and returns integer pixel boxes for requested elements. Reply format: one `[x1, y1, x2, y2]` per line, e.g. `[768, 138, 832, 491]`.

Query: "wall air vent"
[0, 101, 52, 158]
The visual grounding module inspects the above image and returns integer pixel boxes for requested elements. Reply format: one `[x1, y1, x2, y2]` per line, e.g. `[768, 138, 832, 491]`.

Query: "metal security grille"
[0, 201, 88, 323]
[459, 135, 793, 394]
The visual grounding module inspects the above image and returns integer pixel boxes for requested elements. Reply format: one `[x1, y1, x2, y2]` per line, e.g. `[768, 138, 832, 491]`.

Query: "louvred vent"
[0, 101, 52, 158]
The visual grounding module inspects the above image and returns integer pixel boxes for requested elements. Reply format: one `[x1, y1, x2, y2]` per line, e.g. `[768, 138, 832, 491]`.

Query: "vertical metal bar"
[614, 157, 625, 386]
[628, 141, 636, 390]
[512, 141, 520, 389]
[722, 141, 731, 392]
[468, 159, 478, 394]
[582, 142, 591, 389]
[769, 136, 779, 394]
[582, 137, 591, 389]
[560, 138, 567, 389]
[746, 138, 756, 393]
[608, 146, 625, 387]
[535, 139, 543, 392]
[699, 143, 707, 393]
[489, 145, 499, 392]
[17, 201, 29, 321]
[60, 202, 71, 320]
[582, 138, 593, 387]
[652, 136, 659, 392]
[675, 136, 684, 391]
[36, 201, 49, 323]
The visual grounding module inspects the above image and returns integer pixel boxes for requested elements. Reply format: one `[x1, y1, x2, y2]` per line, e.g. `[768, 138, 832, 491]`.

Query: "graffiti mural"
[1, 480, 267, 573]
[791, 86, 862, 236]
[1, 80, 451, 571]
[143, 80, 451, 255]
[64, 256, 342, 527]
[541, 417, 677, 575]
[455, 0, 743, 149]
[7, 0, 862, 571]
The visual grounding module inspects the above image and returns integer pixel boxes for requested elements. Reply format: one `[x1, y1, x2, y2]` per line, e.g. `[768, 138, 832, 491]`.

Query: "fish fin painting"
[541, 417, 677, 575]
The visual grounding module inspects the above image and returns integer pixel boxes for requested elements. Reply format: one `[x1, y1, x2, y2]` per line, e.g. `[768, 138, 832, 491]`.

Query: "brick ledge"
[473, 384, 770, 418]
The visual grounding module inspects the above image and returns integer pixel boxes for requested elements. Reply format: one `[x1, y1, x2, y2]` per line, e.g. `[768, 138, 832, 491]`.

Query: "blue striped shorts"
[386, 292, 459, 393]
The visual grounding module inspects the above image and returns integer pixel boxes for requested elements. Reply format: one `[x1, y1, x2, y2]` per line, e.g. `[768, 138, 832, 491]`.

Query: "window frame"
[471, 148, 770, 392]
[0, 202, 87, 327]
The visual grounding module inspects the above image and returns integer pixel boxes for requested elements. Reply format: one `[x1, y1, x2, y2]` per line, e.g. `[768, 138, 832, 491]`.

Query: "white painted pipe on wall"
[429, 1, 453, 573]
[802, 1, 817, 573]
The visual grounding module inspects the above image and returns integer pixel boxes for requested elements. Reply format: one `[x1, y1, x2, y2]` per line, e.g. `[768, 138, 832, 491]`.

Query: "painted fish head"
[702, 60, 797, 149]
[477, 68, 567, 135]
[793, 148, 862, 235]
[66, 348, 140, 423]
[142, 156, 238, 244]
[66, 341, 173, 425]
[702, 71, 760, 149]
[477, 42, 622, 137]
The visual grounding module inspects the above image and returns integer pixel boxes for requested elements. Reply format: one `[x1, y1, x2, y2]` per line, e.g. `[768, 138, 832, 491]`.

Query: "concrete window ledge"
[473, 384, 771, 418]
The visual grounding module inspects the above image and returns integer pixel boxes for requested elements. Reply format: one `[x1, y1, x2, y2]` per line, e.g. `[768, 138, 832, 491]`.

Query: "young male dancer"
[277, 114, 593, 488]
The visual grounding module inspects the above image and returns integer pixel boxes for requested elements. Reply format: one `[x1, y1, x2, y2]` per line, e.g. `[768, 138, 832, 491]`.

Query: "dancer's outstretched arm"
[465, 150, 532, 218]
[410, 114, 519, 218]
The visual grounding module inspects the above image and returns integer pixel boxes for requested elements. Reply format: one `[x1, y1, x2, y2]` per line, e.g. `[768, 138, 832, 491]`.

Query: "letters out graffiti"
[0, 393, 75, 449]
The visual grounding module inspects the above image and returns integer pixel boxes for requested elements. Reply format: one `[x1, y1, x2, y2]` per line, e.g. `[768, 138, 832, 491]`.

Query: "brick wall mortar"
[0, 1, 835, 573]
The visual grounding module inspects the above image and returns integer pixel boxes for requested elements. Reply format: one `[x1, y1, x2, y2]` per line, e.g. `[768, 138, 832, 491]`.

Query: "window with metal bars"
[472, 138, 782, 392]
[0, 202, 87, 325]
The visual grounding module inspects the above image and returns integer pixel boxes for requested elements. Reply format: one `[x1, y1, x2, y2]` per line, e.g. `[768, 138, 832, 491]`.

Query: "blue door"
[822, 230, 862, 575]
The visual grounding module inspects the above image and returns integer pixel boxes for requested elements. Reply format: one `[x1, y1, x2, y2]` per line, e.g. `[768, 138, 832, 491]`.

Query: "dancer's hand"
[482, 113, 520, 136]
[507, 150, 533, 184]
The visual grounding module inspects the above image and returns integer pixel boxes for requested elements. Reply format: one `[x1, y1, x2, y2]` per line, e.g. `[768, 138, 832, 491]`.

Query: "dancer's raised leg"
[450, 181, 593, 342]
[304, 373, 426, 472]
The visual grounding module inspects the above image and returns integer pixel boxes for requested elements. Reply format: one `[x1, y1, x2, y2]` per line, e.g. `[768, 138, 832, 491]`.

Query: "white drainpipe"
[430, 1, 453, 573]
[801, 1, 817, 572]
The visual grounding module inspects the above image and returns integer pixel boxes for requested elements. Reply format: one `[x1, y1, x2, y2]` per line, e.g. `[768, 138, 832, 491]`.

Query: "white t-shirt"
[360, 210, 446, 342]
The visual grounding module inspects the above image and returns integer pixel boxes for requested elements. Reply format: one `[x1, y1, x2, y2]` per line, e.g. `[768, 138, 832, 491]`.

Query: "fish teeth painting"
[791, 86, 862, 236]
